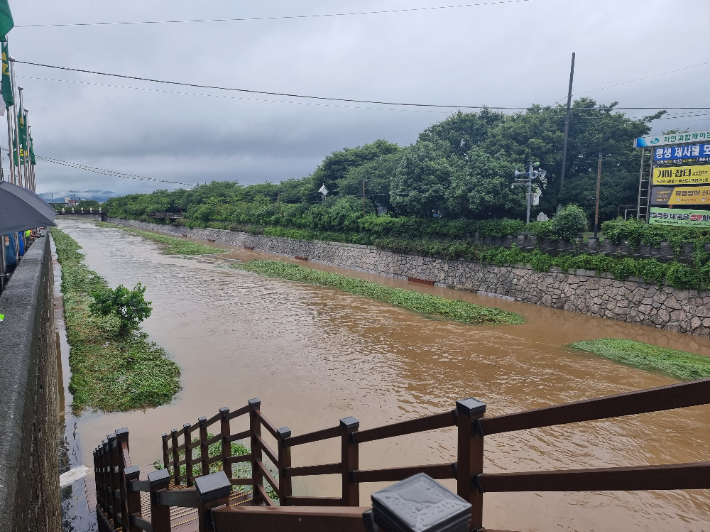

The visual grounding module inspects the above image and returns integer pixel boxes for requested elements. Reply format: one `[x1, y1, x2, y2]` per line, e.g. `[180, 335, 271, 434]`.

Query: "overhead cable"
[15, 1, 530, 28]
[14, 60, 710, 111]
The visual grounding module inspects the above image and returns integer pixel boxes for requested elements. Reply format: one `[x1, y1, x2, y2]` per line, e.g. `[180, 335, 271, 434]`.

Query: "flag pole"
[10, 58, 22, 188]
[4, 109, 12, 184]
[23, 108, 30, 190]
[27, 120, 34, 191]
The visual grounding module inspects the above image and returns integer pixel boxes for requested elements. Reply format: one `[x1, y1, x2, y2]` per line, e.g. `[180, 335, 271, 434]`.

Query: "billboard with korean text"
[649, 208, 710, 227]
[652, 165, 710, 185]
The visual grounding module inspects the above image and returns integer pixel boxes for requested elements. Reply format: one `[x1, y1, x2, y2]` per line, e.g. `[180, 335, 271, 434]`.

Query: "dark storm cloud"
[6, 0, 710, 195]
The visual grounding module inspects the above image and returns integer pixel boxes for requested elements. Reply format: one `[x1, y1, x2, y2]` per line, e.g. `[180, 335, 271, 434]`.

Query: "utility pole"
[594, 152, 602, 238]
[362, 179, 370, 215]
[277, 192, 282, 216]
[558, 52, 576, 199]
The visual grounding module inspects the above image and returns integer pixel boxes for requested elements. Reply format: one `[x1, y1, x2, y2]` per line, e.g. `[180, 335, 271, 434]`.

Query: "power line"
[555, 61, 710, 104]
[17, 75, 450, 114]
[15, 1, 530, 28]
[3, 149, 195, 187]
[14, 60, 710, 111]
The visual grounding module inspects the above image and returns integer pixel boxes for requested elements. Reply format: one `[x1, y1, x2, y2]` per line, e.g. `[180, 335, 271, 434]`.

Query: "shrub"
[550, 205, 588, 241]
[90, 283, 153, 336]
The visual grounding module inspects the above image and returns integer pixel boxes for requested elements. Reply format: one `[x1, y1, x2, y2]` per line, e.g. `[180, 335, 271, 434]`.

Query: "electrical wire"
[16, 75, 451, 114]
[14, 60, 710, 111]
[2, 149, 195, 187]
[15, 1, 529, 28]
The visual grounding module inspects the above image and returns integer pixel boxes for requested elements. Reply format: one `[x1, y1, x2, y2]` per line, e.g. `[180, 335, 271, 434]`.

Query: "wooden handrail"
[479, 378, 710, 436]
[285, 426, 340, 447]
[255, 409, 281, 440]
[288, 496, 344, 506]
[227, 404, 251, 421]
[212, 505, 370, 532]
[353, 463, 456, 484]
[478, 462, 710, 492]
[288, 462, 341, 477]
[256, 460, 279, 493]
[255, 434, 278, 466]
[226, 430, 250, 443]
[352, 410, 456, 444]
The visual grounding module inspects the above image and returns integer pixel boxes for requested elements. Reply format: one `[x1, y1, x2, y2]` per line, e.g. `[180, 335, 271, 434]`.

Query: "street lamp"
[512, 162, 547, 225]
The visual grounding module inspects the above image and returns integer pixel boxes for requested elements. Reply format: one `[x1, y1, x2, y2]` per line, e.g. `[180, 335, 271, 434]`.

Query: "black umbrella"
[0, 181, 56, 234]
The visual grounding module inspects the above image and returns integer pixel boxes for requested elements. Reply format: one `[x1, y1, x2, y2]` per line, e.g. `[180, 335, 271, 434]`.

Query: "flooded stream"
[57, 219, 710, 531]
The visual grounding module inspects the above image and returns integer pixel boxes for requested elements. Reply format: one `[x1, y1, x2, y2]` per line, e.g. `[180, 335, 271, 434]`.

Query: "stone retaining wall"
[106, 218, 710, 337]
[0, 237, 61, 531]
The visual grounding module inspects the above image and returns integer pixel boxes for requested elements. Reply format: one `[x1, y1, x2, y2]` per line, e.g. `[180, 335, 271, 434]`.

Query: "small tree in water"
[90, 283, 152, 337]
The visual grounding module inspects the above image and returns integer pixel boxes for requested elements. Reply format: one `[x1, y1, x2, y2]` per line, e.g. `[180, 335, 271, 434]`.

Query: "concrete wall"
[0, 237, 61, 531]
[107, 218, 710, 337]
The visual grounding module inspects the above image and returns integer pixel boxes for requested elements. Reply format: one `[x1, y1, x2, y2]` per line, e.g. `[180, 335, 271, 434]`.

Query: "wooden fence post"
[93, 447, 105, 532]
[184, 423, 194, 487]
[456, 398, 486, 531]
[125, 465, 141, 532]
[195, 471, 232, 532]
[148, 469, 172, 532]
[277, 427, 292, 506]
[115, 428, 131, 532]
[220, 407, 232, 480]
[171, 428, 180, 486]
[199, 416, 209, 476]
[340, 417, 360, 506]
[161, 433, 170, 471]
[107, 433, 119, 527]
[248, 398, 263, 505]
[101, 440, 110, 530]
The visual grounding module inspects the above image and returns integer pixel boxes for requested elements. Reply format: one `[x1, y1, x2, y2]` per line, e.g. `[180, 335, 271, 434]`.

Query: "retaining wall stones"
[106, 218, 710, 337]
[0, 237, 61, 531]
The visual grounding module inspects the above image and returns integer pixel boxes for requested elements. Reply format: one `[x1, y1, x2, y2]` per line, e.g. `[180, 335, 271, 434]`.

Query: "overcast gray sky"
[8, 0, 710, 196]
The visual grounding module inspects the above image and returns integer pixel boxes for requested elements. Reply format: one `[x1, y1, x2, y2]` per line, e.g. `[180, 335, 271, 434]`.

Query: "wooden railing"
[93, 378, 710, 532]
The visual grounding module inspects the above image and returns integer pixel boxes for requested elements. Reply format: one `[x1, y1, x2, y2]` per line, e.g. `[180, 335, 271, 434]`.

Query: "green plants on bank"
[98, 222, 228, 255]
[231, 260, 524, 326]
[570, 338, 710, 381]
[50, 227, 181, 413]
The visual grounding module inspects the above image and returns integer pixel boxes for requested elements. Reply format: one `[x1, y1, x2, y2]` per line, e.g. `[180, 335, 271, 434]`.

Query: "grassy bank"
[97, 222, 228, 255]
[232, 260, 524, 326]
[570, 338, 710, 381]
[51, 227, 181, 413]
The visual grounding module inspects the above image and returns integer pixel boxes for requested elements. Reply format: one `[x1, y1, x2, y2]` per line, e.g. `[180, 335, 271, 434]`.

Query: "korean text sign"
[649, 208, 710, 227]
[652, 165, 710, 185]
[651, 186, 710, 205]
[653, 143, 710, 163]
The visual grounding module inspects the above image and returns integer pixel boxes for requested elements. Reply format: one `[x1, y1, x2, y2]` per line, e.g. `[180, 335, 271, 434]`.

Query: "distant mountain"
[39, 190, 119, 203]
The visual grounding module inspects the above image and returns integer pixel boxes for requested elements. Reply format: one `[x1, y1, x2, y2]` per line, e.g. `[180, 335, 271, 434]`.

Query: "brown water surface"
[58, 219, 710, 532]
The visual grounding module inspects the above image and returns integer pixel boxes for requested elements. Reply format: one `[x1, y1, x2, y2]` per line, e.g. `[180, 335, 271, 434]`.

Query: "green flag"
[1, 40, 12, 108]
[0, 1, 14, 42]
[13, 108, 25, 164]
[29, 132, 35, 165]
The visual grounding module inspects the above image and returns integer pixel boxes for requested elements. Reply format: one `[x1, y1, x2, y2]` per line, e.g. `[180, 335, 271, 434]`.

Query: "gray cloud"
[6, 0, 710, 195]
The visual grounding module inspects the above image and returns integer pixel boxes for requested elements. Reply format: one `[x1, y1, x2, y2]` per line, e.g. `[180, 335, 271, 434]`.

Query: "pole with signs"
[558, 52, 575, 198]
[594, 152, 602, 238]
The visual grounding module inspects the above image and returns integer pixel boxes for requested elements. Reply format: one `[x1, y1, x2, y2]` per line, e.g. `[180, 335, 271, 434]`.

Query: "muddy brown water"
[57, 219, 710, 532]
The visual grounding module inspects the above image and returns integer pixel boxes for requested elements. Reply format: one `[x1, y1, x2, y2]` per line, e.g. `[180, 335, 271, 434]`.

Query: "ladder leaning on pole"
[636, 147, 653, 222]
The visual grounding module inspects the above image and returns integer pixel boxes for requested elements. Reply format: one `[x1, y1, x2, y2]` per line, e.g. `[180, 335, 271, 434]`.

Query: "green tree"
[90, 283, 152, 337]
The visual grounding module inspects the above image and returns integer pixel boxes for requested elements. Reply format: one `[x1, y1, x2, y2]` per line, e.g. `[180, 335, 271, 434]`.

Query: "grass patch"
[97, 222, 227, 255]
[51, 227, 181, 413]
[570, 338, 710, 381]
[232, 260, 524, 326]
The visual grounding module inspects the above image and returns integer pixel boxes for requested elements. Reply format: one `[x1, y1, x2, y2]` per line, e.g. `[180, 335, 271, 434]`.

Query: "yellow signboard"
[652, 186, 710, 205]
[653, 165, 710, 185]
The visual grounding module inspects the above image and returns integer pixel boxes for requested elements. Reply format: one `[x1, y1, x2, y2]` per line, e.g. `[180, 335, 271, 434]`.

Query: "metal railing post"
[340, 416, 360, 506]
[248, 398, 263, 505]
[277, 426, 292, 505]
[456, 398, 487, 531]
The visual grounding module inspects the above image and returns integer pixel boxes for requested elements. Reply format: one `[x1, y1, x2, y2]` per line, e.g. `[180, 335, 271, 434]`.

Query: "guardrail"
[94, 378, 710, 532]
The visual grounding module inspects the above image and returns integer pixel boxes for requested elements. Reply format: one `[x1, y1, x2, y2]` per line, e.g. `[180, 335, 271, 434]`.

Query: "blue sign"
[654, 143, 710, 163]
[634, 130, 710, 148]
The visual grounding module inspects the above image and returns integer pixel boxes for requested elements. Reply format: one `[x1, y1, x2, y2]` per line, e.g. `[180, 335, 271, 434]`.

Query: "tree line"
[105, 98, 660, 232]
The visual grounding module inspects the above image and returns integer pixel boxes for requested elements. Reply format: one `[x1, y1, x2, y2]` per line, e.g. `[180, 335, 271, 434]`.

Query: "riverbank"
[104, 218, 710, 337]
[50, 227, 181, 413]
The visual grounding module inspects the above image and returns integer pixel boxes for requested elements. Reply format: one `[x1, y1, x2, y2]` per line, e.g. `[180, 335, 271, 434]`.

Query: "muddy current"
[57, 219, 710, 532]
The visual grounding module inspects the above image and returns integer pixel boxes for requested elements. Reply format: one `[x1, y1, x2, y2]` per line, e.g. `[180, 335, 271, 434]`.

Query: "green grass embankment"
[570, 338, 710, 381]
[97, 222, 228, 255]
[232, 260, 524, 326]
[51, 227, 181, 413]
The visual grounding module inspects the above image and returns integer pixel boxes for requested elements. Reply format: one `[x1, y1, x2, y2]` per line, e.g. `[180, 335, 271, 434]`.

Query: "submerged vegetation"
[570, 338, 710, 381]
[51, 227, 181, 413]
[98, 222, 228, 255]
[232, 260, 524, 326]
